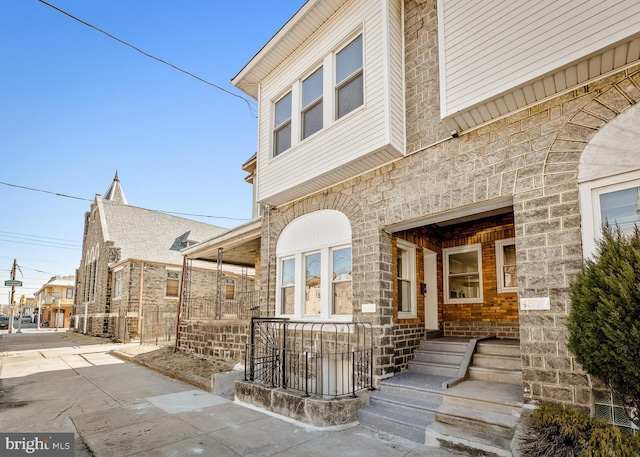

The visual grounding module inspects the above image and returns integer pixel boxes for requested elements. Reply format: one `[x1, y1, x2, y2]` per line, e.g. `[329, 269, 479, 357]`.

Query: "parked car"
[21, 315, 32, 323]
[0, 315, 9, 329]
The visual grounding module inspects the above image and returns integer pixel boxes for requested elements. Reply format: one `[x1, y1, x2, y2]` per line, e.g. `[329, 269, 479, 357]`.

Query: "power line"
[37, 0, 258, 118]
[0, 180, 250, 222]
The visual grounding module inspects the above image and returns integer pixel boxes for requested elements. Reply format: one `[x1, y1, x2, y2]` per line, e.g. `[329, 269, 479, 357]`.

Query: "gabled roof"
[97, 196, 228, 266]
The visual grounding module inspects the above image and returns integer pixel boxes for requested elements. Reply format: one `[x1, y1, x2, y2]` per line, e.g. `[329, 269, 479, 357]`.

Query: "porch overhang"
[384, 196, 514, 233]
[181, 218, 262, 268]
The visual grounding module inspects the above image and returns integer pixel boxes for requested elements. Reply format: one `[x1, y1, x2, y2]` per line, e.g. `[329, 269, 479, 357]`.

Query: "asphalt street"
[0, 329, 470, 457]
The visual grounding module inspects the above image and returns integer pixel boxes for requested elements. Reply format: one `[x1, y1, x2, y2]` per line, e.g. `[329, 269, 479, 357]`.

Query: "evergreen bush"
[568, 224, 640, 428]
[519, 403, 640, 456]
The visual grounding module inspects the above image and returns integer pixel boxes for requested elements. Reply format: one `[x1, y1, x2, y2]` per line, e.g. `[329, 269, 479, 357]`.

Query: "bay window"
[302, 67, 323, 139]
[335, 35, 363, 119]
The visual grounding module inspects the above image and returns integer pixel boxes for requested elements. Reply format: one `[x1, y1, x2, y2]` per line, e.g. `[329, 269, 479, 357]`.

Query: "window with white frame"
[332, 246, 352, 315]
[225, 279, 236, 300]
[271, 34, 363, 157]
[444, 244, 483, 304]
[113, 270, 123, 299]
[280, 257, 295, 314]
[580, 172, 640, 258]
[274, 92, 292, 156]
[302, 67, 323, 139]
[396, 240, 416, 318]
[66, 288, 74, 299]
[335, 35, 363, 119]
[166, 271, 180, 298]
[496, 238, 517, 293]
[276, 210, 352, 320]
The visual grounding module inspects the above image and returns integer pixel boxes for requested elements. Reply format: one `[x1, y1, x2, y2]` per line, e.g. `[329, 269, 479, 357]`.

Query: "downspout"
[137, 261, 144, 338]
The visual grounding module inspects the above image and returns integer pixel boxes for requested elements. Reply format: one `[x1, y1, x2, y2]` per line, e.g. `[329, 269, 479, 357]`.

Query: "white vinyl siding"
[438, 0, 640, 121]
[256, 0, 404, 207]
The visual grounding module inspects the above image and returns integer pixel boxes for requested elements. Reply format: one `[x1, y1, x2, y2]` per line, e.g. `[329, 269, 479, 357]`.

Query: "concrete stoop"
[234, 380, 370, 428]
[359, 338, 524, 456]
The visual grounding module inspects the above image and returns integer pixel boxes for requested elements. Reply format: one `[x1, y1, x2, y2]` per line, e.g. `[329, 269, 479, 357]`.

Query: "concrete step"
[425, 422, 514, 457]
[379, 372, 447, 403]
[476, 339, 521, 357]
[443, 380, 523, 416]
[413, 349, 465, 365]
[472, 353, 522, 370]
[358, 405, 433, 443]
[436, 404, 518, 439]
[419, 338, 469, 354]
[370, 392, 439, 421]
[468, 365, 523, 385]
[408, 360, 460, 377]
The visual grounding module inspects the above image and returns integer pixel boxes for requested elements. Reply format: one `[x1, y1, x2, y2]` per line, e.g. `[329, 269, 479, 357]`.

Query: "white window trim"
[397, 239, 417, 319]
[276, 245, 352, 322]
[113, 267, 123, 299]
[579, 170, 640, 259]
[166, 269, 181, 299]
[495, 238, 517, 293]
[269, 31, 364, 160]
[443, 243, 483, 305]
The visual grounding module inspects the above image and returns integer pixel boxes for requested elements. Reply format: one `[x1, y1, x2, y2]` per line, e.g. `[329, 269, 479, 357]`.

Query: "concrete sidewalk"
[0, 330, 469, 456]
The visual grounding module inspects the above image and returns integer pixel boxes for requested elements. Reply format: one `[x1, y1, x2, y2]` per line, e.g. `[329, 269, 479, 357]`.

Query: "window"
[280, 257, 295, 315]
[305, 252, 322, 315]
[332, 247, 352, 315]
[276, 210, 352, 320]
[496, 239, 517, 293]
[396, 240, 416, 318]
[113, 270, 123, 299]
[66, 288, 74, 299]
[302, 67, 323, 139]
[594, 390, 638, 435]
[444, 244, 483, 304]
[225, 279, 236, 300]
[274, 92, 292, 156]
[580, 172, 640, 258]
[166, 271, 180, 298]
[335, 35, 363, 119]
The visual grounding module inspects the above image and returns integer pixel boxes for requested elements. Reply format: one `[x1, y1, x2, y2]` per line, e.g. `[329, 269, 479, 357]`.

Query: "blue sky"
[0, 0, 305, 303]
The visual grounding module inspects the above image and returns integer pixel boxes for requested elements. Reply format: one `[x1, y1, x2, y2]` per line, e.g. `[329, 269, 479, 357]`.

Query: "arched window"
[276, 210, 352, 320]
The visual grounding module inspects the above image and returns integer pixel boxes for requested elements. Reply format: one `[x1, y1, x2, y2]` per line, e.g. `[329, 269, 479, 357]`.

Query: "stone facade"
[252, 0, 640, 413]
[177, 321, 250, 363]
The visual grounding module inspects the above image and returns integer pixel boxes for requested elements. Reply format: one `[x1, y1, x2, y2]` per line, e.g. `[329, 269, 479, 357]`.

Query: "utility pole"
[8, 259, 17, 334]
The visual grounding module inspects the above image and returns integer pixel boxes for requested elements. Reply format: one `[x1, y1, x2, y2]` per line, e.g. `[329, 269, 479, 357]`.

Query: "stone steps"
[468, 339, 522, 385]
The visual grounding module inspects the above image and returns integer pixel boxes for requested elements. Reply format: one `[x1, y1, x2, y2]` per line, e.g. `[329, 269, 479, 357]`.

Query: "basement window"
[594, 390, 638, 435]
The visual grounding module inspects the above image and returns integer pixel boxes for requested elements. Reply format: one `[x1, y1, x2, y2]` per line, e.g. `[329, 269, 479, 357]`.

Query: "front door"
[424, 248, 438, 330]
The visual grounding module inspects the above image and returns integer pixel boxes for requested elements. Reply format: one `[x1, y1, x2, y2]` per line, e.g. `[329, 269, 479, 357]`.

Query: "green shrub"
[519, 403, 640, 457]
[568, 224, 640, 428]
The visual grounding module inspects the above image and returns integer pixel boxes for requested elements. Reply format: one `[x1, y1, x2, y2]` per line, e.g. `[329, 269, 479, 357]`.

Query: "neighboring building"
[180, 0, 640, 446]
[35, 276, 75, 328]
[73, 172, 252, 342]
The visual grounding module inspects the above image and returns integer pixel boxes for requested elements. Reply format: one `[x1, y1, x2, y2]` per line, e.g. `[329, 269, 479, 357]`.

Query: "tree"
[568, 223, 640, 429]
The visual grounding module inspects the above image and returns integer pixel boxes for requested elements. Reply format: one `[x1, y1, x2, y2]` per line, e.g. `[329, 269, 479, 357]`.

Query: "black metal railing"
[245, 318, 373, 398]
[182, 291, 260, 320]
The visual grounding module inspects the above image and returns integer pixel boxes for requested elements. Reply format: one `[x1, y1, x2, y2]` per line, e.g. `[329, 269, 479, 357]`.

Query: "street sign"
[4, 280, 22, 287]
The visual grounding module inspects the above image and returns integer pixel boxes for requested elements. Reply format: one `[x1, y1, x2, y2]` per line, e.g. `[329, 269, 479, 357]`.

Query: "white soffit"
[438, 0, 640, 134]
[232, 0, 349, 98]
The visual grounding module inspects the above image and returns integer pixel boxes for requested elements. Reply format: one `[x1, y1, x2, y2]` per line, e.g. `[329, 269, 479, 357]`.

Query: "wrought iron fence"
[181, 291, 260, 320]
[245, 318, 373, 398]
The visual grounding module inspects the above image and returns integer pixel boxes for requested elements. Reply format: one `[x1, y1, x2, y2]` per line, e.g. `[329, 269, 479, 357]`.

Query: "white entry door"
[424, 249, 438, 330]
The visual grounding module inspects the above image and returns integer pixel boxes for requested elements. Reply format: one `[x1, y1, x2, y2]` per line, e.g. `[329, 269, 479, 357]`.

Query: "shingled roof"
[96, 174, 228, 266]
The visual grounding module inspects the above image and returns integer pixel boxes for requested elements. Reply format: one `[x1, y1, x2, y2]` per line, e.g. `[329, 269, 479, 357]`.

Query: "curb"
[110, 350, 211, 392]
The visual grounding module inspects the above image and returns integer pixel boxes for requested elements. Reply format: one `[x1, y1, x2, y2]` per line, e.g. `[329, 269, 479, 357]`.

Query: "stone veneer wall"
[177, 320, 250, 363]
[257, 0, 640, 410]
[392, 323, 426, 371]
